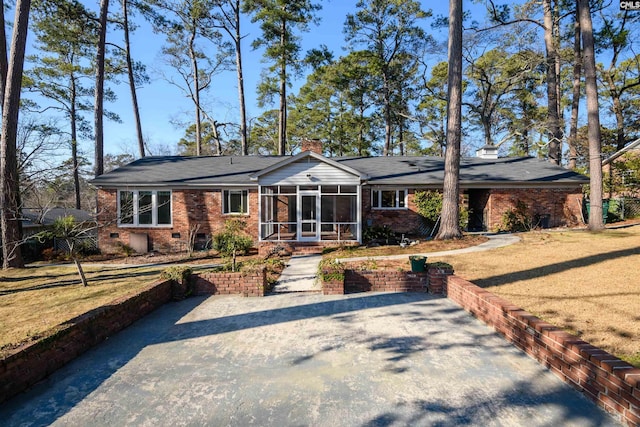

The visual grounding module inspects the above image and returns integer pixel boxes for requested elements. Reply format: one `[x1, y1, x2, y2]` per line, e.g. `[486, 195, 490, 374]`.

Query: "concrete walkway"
[338, 233, 521, 263]
[271, 254, 323, 293]
[271, 234, 520, 294]
[0, 293, 619, 426]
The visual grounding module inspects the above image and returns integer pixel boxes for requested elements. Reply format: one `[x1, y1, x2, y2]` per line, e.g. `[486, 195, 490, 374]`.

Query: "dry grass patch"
[327, 235, 487, 258]
[0, 264, 170, 355]
[430, 227, 640, 366]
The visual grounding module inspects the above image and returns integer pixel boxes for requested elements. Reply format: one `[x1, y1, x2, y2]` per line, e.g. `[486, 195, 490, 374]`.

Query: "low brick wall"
[0, 279, 173, 405]
[192, 268, 267, 297]
[445, 274, 640, 426]
[344, 270, 428, 293]
[321, 266, 448, 295]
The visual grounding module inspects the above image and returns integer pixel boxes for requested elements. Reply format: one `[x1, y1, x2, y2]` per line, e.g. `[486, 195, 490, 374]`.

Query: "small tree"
[212, 219, 253, 272]
[36, 215, 92, 286]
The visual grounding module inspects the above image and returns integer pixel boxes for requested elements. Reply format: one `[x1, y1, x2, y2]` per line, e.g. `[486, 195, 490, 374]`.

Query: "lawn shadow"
[0, 269, 162, 295]
[473, 246, 640, 289]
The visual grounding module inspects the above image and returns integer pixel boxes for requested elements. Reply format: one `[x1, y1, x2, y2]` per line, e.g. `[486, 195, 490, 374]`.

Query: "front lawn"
[0, 250, 283, 356]
[329, 225, 640, 366]
[0, 264, 169, 355]
[439, 227, 640, 366]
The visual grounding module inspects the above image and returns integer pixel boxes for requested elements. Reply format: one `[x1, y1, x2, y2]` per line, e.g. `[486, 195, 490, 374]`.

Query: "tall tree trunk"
[578, 0, 604, 231]
[398, 121, 404, 156]
[232, 0, 247, 156]
[437, 0, 463, 240]
[278, 16, 287, 156]
[94, 0, 109, 177]
[1, 0, 30, 269]
[382, 71, 392, 156]
[0, 0, 8, 111]
[543, 0, 562, 165]
[568, 9, 581, 170]
[123, 0, 145, 158]
[188, 23, 202, 156]
[604, 74, 626, 151]
[70, 75, 81, 210]
[554, 0, 563, 128]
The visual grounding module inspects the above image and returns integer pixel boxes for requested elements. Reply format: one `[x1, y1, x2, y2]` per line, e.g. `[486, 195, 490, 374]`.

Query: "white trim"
[222, 189, 250, 215]
[249, 151, 368, 180]
[371, 188, 408, 210]
[117, 189, 173, 227]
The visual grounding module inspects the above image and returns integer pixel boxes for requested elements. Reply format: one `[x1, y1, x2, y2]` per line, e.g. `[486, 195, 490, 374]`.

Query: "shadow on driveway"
[0, 293, 620, 426]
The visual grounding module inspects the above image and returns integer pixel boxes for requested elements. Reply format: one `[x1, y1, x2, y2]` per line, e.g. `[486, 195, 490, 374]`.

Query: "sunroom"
[251, 151, 366, 243]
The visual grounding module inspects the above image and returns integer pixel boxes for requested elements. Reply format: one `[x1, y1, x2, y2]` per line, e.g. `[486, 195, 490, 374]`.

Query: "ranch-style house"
[91, 140, 588, 254]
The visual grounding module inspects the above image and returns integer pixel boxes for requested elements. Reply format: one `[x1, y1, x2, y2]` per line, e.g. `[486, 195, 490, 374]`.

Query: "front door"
[299, 193, 318, 241]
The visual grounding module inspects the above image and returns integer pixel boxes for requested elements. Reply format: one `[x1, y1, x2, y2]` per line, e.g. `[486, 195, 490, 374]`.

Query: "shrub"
[498, 201, 531, 232]
[318, 258, 345, 282]
[117, 241, 136, 257]
[161, 265, 193, 283]
[363, 225, 395, 243]
[161, 266, 193, 300]
[212, 219, 254, 272]
[414, 190, 469, 231]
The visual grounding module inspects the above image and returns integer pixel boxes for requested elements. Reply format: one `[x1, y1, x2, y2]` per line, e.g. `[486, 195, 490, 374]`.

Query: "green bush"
[363, 225, 395, 242]
[414, 190, 469, 230]
[498, 201, 531, 232]
[161, 266, 193, 282]
[212, 219, 254, 272]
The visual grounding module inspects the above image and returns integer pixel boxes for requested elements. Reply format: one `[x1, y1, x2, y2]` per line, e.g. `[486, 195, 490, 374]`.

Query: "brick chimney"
[301, 139, 323, 155]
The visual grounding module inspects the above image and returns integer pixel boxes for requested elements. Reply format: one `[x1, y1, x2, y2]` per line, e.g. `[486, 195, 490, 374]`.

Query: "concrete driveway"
[1, 292, 619, 427]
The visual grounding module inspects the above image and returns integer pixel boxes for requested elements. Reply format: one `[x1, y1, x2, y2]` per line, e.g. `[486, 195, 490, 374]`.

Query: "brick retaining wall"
[321, 266, 445, 295]
[192, 268, 267, 297]
[344, 270, 428, 293]
[444, 274, 640, 426]
[0, 280, 173, 405]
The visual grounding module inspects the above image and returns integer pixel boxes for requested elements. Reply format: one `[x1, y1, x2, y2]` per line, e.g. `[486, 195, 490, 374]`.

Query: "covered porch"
[259, 184, 360, 242]
[252, 151, 365, 244]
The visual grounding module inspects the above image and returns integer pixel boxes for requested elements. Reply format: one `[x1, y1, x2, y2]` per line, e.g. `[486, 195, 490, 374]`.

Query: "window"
[118, 190, 172, 226]
[223, 190, 248, 214]
[372, 189, 406, 209]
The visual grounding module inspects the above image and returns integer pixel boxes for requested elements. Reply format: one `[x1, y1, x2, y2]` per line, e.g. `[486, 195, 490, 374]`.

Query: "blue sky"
[93, 0, 458, 156]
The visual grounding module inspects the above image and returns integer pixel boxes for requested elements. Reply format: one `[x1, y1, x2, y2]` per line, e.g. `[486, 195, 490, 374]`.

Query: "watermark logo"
[621, 1, 640, 10]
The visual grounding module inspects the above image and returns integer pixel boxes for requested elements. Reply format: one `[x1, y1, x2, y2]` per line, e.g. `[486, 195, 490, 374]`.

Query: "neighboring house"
[22, 208, 94, 237]
[602, 137, 640, 198]
[91, 140, 588, 255]
[21, 208, 96, 259]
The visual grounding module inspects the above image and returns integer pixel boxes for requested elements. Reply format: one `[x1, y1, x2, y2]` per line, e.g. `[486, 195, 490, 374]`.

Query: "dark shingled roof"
[91, 155, 588, 187]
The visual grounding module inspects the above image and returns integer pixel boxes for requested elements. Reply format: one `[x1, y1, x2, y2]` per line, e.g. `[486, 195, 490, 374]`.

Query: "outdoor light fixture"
[306, 173, 312, 180]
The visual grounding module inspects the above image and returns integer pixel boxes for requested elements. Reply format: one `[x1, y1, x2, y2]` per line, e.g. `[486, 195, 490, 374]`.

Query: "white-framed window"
[371, 189, 407, 209]
[118, 189, 172, 226]
[223, 189, 249, 214]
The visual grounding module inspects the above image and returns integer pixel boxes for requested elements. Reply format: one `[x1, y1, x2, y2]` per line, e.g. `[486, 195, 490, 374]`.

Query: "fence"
[608, 197, 640, 221]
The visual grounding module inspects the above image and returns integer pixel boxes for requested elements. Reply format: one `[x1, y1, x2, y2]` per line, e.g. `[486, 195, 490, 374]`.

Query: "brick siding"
[362, 188, 424, 234]
[444, 274, 640, 426]
[98, 185, 584, 254]
[487, 187, 584, 230]
[97, 188, 259, 254]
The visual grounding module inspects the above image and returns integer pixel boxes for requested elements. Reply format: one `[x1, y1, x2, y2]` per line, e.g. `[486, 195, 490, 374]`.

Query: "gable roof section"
[248, 151, 367, 181]
[91, 154, 588, 188]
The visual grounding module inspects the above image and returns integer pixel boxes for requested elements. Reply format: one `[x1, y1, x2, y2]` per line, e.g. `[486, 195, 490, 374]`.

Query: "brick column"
[427, 266, 454, 294]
